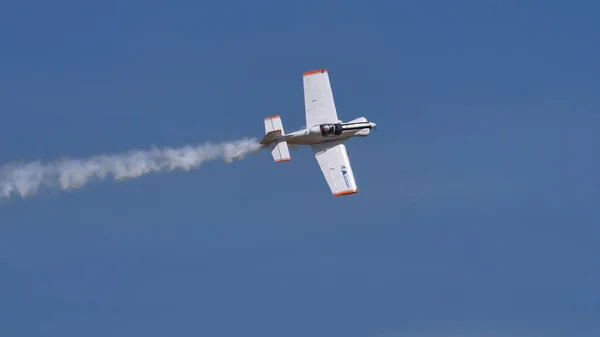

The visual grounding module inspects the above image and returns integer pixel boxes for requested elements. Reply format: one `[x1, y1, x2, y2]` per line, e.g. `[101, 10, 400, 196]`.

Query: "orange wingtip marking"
[275, 158, 291, 162]
[303, 68, 327, 76]
[264, 115, 280, 120]
[333, 189, 358, 196]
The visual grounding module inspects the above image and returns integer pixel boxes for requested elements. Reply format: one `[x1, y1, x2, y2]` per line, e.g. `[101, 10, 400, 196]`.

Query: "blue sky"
[1, 0, 599, 336]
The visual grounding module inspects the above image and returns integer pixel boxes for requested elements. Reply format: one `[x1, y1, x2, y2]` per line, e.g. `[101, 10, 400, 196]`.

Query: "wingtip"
[333, 189, 358, 196]
[303, 68, 327, 76]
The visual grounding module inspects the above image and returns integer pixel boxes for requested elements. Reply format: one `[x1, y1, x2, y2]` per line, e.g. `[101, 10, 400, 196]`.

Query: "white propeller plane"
[260, 68, 376, 196]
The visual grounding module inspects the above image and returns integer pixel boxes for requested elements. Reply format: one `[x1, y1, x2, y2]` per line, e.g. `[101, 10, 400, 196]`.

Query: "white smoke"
[0, 138, 262, 200]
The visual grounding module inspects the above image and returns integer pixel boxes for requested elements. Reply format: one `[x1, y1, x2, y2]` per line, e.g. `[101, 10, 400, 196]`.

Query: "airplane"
[260, 68, 376, 196]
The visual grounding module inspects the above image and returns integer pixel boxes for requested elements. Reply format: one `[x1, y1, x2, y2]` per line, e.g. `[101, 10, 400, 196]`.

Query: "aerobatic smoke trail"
[0, 138, 262, 200]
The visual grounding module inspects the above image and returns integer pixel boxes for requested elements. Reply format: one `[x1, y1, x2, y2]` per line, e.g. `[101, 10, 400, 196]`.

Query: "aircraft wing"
[303, 69, 339, 128]
[311, 140, 358, 196]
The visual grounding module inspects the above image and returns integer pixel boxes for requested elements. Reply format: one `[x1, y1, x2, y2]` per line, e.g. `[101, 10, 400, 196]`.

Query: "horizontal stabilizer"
[262, 114, 286, 146]
[264, 115, 284, 134]
[270, 140, 291, 163]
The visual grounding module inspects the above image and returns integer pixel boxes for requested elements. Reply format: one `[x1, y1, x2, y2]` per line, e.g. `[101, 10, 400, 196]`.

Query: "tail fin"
[262, 115, 291, 163]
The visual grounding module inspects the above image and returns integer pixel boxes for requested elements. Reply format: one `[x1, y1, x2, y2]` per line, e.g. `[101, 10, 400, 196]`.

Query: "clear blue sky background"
[1, 1, 599, 336]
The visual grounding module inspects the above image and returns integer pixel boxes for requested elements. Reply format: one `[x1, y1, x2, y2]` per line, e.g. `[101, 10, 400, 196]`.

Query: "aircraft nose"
[369, 122, 376, 128]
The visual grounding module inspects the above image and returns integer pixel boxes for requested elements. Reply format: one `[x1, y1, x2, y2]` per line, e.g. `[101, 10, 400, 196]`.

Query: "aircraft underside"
[282, 120, 376, 145]
[259, 68, 376, 196]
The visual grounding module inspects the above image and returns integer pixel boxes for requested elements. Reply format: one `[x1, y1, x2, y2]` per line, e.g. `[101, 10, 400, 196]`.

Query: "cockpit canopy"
[320, 123, 343, 137]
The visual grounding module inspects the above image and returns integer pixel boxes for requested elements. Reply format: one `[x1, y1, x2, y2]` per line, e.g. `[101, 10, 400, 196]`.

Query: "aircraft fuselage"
[281, 118, 376, 146]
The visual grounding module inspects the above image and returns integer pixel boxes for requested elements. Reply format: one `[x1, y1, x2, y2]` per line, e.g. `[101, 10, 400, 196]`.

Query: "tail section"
[270, 141, 290, 162]
[264, 115, 284, 134]
[261, 115, 291, 162]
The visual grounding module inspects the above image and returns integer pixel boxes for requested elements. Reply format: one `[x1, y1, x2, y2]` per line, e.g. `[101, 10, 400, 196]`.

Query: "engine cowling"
[318, 123, 343, 137]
